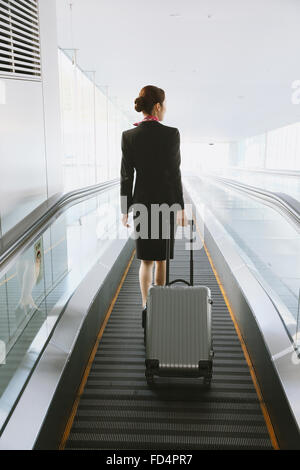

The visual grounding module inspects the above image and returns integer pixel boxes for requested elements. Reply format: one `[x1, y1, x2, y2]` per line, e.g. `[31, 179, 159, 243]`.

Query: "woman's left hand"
[122, 214, 130, 228]
[176, 209, 188, 227]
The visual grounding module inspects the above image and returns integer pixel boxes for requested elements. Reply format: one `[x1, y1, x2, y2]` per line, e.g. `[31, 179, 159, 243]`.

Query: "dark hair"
[134, 85, 165, 114]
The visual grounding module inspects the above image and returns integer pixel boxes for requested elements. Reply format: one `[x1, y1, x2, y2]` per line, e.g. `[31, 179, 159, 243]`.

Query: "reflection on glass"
[16, 239, 43, 313]
[0, 186, 121, 432]
[224, 122, 300, 172]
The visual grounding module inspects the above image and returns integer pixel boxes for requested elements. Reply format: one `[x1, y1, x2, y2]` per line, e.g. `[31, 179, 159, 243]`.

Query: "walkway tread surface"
[65, 232, 272, 450]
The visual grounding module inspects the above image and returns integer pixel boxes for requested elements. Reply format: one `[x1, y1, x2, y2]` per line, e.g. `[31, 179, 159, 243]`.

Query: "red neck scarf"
[134, 115, 159, 126]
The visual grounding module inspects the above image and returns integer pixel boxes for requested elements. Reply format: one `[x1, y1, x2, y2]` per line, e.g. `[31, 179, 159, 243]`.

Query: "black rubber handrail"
[222, 166, 300, 178]
[206, 174, 300, 228]
[0, 178, 120, 270]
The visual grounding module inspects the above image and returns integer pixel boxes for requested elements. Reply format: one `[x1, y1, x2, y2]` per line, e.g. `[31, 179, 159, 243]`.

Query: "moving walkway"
[63, 230, 274, 450]
[0, 174, 299, 449]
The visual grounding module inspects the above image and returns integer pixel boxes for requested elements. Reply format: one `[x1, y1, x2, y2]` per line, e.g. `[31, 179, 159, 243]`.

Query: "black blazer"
[120, 120, 184, 214]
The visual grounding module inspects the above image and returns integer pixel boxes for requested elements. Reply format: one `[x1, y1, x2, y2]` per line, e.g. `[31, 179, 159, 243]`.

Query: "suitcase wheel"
[145, 372, 154, 385]
[203, 376, 212, 387]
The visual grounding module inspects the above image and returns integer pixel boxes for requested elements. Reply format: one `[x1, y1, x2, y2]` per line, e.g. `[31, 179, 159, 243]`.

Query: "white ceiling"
[55, 0, 300, 142]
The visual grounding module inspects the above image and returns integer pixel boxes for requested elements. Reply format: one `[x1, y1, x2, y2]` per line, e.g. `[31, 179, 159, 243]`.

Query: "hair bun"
[134, 86, 165, 114]
[134, 96, 145, 112]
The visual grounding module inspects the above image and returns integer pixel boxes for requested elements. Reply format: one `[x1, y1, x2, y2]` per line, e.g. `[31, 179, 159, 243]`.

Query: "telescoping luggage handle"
[166, 217, 194, 287]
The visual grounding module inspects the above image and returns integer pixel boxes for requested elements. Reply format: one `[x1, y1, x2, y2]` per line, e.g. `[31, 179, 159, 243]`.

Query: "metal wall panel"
[0, 77, 47, 235]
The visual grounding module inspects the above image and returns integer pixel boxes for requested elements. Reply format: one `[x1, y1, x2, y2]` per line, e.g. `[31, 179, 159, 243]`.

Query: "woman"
[120, 85, 187, 312]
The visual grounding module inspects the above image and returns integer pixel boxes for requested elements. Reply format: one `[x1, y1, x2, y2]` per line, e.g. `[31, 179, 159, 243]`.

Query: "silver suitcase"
[144, 219, 214, 385]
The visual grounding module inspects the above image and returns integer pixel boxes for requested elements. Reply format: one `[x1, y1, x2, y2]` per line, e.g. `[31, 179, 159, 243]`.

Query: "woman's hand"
[176, 209, 188, 227]
[122, 213, 130, 228]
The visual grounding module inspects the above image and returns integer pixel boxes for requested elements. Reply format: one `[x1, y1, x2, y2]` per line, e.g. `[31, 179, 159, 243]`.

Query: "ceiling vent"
[0, 0, 41, 79]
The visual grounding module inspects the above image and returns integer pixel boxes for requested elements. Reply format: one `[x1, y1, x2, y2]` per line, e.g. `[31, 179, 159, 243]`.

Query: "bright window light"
[181, 142, 230, 176]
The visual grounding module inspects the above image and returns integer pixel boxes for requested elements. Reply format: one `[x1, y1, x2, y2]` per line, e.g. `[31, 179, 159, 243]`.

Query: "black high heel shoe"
[142, 306, 147, 345]
[142, 306, 147, 329]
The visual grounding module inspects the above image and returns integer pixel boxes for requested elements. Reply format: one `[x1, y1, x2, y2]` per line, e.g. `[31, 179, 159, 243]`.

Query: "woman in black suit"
[120, 85, 186, 309]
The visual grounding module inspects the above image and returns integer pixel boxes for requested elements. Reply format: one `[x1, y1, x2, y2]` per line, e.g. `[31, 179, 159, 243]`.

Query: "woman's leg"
[154, 260, 166, 286]
[139, 260, 154, 307]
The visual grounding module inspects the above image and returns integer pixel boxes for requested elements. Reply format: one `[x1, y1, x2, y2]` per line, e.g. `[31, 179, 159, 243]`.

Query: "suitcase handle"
[166, 217, 194, 286]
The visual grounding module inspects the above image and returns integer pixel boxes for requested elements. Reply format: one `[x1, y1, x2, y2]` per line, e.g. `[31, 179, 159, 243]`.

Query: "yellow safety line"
[59, 248, 136, 450]
[193, 216, 279, 450]
[44, 236, 66, 254]
[0, 273, 16, 287]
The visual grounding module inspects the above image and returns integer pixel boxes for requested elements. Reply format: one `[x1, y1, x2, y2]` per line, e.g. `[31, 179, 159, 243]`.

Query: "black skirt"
[133, 204, 177, 261]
